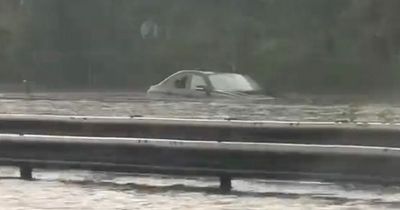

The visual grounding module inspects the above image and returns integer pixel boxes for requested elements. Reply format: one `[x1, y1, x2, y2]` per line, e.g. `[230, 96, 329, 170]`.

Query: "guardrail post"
[219, 175, 232, 192]
[20, 166, 33, 180]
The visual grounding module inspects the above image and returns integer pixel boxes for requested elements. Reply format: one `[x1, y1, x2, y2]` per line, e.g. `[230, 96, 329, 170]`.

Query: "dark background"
[1, 0, 400, 94]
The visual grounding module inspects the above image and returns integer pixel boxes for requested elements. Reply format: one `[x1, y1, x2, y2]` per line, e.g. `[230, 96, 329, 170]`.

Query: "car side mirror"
[195, 85, 207, 92]
[195, 85, 211, 96]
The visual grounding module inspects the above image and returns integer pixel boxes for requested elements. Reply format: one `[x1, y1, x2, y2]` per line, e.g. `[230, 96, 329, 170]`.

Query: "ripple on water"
[0, 97, 399, 123]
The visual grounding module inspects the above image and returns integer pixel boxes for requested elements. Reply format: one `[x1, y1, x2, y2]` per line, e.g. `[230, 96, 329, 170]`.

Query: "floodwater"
[1, 92, 400, 210]
[1, 168, 400, 210]
[0, 92, 400, 122]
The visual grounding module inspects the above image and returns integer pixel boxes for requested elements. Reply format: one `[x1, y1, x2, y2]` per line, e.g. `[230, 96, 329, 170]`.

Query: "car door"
[188, 74, 210, 97]
[167, 73, 192, 97]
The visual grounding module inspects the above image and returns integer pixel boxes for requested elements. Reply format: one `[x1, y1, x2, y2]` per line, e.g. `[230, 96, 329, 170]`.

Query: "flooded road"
[1, 92, 400, 209]
[1, 167, 400, 210]
[0, 92, 399, 123]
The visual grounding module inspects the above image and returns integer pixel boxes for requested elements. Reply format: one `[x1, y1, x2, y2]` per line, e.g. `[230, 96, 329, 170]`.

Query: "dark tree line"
[0, 0, 400, 93]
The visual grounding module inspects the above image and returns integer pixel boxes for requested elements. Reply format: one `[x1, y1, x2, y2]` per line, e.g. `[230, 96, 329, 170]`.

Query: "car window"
[209, 73, 259, 91]
[190, 75, 207, 89]
[173, 75, 189, 89]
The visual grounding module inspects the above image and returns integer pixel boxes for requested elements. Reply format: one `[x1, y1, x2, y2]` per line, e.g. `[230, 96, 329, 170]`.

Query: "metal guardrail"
[0, 114, 400, 146]
[0, 114, 400, 190]
[1, 133, 400, 190]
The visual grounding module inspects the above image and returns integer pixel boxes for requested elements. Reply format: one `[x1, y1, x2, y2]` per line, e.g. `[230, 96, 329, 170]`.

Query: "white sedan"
[147, 70, 273, 100]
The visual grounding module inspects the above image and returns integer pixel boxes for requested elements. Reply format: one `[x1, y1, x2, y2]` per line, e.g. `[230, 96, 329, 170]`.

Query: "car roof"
[176, 70, 216, 75]
[162, 70, 242, 83]
[156, 70, 253, 87]
[176, 70, 246, 75]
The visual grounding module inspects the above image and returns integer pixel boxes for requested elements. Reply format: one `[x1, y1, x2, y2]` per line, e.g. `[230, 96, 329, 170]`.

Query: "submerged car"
[147, 70, 273, 100]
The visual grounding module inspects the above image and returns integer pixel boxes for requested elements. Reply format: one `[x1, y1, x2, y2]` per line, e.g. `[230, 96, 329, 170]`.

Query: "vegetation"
[1, 0, 400, 94]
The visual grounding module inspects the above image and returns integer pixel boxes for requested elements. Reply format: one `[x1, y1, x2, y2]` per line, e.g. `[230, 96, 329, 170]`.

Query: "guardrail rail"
[0, 114, 400, 191]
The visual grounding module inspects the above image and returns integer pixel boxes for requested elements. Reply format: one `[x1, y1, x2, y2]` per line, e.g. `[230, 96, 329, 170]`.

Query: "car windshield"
[208, 74, 260, 92]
